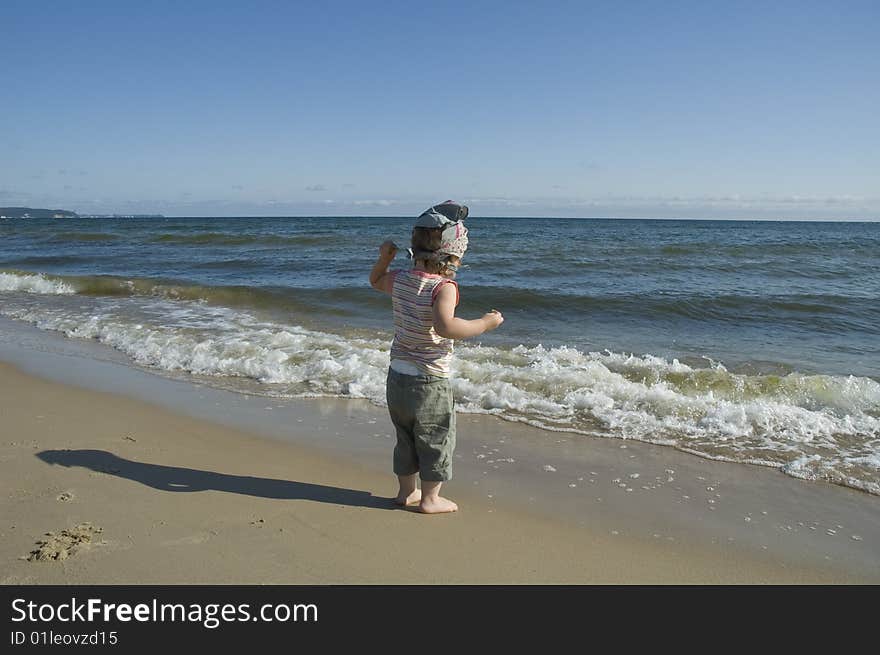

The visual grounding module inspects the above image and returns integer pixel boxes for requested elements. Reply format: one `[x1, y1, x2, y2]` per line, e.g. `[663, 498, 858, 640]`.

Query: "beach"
[2, 329, 878, 584]
[3, 0, 880, 593]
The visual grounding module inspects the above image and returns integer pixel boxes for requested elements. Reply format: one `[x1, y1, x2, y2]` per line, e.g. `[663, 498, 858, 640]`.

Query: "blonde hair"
[411, 227, 458, 276]
[418, 257, 459, 276]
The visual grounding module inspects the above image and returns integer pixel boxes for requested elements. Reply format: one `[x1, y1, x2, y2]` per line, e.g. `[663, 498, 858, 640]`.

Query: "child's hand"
[379, 240, 398, 259]
[482, 309, 504, 331]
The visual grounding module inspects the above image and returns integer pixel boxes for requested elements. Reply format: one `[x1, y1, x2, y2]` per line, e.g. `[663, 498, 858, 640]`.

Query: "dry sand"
[1, 360, 877, 584]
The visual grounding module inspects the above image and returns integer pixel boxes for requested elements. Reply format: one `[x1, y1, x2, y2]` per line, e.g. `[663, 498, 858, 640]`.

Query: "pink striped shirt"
[389, 269, 459, 377]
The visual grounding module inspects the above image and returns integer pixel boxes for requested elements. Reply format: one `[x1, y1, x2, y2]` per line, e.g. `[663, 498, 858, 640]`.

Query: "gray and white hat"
[411, 200, 469, 260]
[414, 200, 469, 228]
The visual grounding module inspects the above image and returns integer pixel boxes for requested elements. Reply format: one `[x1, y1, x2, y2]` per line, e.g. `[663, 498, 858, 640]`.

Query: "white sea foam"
[2, 288, 878, 495]
[0, 272, 75, 295]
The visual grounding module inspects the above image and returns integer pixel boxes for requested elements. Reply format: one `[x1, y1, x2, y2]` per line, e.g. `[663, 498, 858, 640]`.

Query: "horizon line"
[70, 214, 880, 223]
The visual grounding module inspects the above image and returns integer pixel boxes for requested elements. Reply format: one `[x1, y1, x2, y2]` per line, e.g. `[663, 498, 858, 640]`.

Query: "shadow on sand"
[37, 449, 393, 510]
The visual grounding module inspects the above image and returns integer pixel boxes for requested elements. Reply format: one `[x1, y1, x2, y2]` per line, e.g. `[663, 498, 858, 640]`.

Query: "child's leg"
[395, 473, 421, 506]
[419, 480, 458, 514]
[412, 377, 457, 514]
[387, 369, 421, 505]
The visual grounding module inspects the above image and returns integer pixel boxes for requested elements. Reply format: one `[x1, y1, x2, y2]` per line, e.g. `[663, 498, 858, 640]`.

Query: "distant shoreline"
[0, 207, 79, 219]
[0, 207, 165, 219]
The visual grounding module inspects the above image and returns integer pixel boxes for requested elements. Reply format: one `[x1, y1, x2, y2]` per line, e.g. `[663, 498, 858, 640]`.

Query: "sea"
[1, 216, 878, 495]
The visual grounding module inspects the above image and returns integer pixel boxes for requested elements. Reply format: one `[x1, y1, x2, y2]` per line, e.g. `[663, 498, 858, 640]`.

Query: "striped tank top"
[389, 269, 460, 378]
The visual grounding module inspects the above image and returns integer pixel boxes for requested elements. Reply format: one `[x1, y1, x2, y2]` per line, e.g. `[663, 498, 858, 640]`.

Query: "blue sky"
[2, 0, 878, 219]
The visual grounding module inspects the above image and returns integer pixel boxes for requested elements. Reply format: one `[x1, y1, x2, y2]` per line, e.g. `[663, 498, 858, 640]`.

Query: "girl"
[369, 201, 503, 514]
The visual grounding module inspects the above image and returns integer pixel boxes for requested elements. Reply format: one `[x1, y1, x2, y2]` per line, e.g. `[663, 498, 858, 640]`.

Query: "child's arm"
[369, 240, 398, 295]
[432, 283, 503, 339]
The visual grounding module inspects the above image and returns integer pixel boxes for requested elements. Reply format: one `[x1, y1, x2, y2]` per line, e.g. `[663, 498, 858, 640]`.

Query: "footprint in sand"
[25, 523, 105, 562]
[56, 491, 74, 502]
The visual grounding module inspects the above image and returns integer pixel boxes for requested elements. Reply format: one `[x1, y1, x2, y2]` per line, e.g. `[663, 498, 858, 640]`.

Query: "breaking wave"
[2, 268, 878, 495]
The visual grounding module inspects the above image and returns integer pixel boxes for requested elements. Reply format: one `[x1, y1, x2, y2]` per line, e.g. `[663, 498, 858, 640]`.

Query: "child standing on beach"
[369, 201, 504, 514]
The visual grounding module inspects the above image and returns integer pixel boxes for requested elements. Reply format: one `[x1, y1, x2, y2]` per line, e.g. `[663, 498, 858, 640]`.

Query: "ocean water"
[1, 216, 878, 494]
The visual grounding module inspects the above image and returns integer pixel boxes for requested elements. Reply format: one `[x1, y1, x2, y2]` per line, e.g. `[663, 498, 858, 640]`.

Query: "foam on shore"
[2, 269, 878, 496]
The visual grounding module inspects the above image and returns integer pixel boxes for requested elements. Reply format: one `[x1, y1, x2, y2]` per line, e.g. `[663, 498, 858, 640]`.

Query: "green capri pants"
[386, 367, 456, 482]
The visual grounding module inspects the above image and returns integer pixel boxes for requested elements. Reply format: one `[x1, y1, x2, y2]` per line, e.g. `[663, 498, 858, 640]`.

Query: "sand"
[2, 354, 879, 585]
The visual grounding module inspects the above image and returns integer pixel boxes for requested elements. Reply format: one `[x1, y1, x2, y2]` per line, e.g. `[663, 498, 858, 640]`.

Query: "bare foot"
[419, 495, 458, 514]
[394, 489, 422, 506]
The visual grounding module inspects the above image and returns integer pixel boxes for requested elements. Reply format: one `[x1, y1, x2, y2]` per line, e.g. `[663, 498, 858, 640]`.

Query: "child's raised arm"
[432, 283, 503, 339]
[369, 240, 398, 294]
